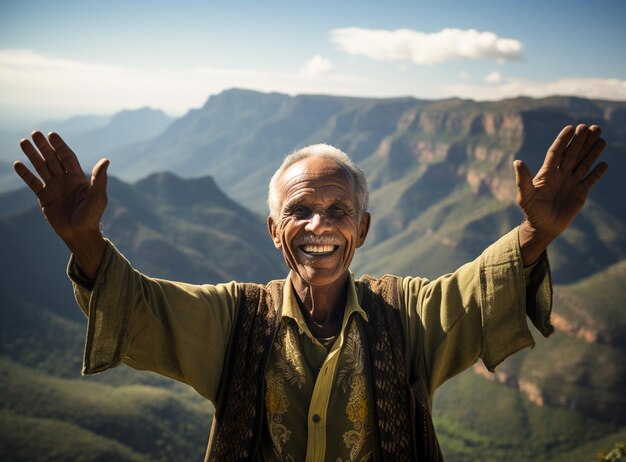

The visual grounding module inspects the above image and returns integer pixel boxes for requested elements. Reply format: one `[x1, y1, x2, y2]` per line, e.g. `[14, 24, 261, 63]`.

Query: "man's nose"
[304, 212, 332, 235]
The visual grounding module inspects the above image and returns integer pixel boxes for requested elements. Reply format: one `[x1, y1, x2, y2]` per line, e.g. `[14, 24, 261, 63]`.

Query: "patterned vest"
[205, 275, 443, 461]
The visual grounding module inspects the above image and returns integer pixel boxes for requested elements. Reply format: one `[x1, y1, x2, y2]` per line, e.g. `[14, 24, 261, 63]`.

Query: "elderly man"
[14, 124, 607, 461]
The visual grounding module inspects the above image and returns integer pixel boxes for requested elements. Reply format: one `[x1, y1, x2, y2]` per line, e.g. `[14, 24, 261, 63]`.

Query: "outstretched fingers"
[543, 125, 575, 170]
[32, 131, 65, 176]
[20, 136, 51, 182]
[13, 160, 44, 195]
[559, 124, 592, 172]
[579, 125, 602, 158]
[574, 137, 606, 179]
[49, 132, 84, 175]
[578, 161, 609, 198]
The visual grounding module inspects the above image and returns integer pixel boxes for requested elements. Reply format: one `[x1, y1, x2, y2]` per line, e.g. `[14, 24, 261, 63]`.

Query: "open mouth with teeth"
[299, 244, 339, 256]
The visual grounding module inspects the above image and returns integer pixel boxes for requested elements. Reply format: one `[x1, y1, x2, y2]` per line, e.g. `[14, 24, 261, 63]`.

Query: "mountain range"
[9, 88, 624, 283]
[1, 88, 625, 461]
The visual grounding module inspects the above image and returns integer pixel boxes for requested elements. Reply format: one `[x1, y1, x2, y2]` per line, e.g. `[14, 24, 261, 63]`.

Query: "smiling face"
[268, 156, 370, 290]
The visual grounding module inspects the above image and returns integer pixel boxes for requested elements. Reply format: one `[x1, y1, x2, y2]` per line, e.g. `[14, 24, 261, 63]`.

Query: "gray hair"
[268, 143, 369, 221]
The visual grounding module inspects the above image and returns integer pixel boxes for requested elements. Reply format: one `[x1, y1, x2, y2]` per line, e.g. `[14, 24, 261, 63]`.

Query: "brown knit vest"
[205, 276, 443, 461]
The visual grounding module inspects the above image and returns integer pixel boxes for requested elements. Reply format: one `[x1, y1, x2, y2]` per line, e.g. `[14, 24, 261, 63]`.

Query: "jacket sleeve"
[67, 239, 239, 403]
[401, 227, 553, 396]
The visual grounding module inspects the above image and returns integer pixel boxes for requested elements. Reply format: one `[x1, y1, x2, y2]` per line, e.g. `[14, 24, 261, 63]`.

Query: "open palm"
[13, 131, 109, 243]
[515, 124, 607, 238]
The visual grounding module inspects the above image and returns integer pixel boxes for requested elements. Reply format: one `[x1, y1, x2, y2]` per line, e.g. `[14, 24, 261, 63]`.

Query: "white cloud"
[300, 55, 334, 77]
[484, 71, 503, 83]
[442, 77, 626, 101]
[331, 27, 523, 65]
[459, 70, 471, 80]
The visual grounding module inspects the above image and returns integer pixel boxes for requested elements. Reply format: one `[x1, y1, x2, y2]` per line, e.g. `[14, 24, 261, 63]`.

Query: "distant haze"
[1, 1, 625, 122]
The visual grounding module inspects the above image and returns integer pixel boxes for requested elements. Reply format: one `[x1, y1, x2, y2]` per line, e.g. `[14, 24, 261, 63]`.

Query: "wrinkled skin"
[267, 157, 370, 336]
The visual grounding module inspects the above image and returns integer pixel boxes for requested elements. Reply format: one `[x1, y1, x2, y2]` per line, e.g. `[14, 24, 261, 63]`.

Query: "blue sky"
[1, 0, 625, 125]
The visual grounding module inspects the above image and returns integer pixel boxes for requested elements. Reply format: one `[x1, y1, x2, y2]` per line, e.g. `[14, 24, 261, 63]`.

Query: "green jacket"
[69, 227, 553, 461]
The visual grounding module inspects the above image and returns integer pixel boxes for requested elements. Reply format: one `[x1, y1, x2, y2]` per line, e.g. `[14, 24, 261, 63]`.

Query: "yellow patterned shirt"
[259, 273, 372, 462]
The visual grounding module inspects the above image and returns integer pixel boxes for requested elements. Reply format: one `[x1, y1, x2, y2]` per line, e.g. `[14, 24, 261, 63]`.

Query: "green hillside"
[554, 259, 626, 339]
[0, 358, 212, 462]
[0, 285, 213, 461]
[433, 371, 624, 461]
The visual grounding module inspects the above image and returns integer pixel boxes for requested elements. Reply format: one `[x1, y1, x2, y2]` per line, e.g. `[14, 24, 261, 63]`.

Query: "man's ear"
[267, 216, 282, 250]
[356, 212, 371, 248]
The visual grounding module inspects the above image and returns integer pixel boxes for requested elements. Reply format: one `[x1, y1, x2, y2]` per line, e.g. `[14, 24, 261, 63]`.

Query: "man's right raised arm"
[14, 131, 238, 403]
[14, 131, 109, 279]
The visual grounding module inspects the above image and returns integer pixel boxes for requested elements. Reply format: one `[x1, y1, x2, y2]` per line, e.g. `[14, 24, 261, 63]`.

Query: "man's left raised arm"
[402, 124, 608, 395]
[514, 124, 607, 266]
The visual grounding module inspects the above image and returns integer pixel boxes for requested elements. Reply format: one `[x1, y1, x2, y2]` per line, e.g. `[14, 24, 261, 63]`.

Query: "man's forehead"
[279, 157, 353, 190]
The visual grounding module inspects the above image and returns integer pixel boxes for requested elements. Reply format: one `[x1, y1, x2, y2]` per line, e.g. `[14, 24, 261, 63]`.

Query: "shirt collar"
[281, 271, 368, 340]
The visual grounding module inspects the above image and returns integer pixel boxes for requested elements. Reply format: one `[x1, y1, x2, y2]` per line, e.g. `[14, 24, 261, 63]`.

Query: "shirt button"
[312, 414, 321, 423]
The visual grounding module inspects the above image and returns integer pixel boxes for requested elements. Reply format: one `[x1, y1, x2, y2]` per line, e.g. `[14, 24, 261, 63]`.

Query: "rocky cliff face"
[550, 312, 610, 344]
[369, 105, 556, 207]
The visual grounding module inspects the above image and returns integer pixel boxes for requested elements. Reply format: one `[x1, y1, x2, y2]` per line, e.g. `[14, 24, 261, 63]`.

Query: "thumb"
[90, 158, 110, 201]
[514, 160, 534, 207]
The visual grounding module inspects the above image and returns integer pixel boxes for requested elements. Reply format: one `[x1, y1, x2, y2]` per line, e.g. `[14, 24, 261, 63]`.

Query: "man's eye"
[290, 206, 309, 218]
[329, 206, 348, 217]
